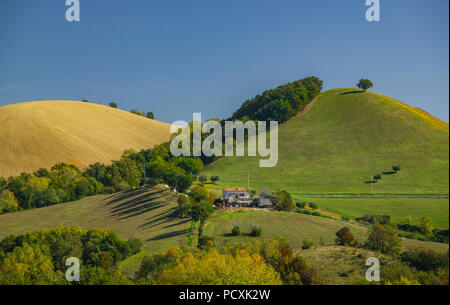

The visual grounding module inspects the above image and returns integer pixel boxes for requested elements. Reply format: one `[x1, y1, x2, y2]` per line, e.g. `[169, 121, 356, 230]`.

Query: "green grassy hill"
[204, 89, 449, 194]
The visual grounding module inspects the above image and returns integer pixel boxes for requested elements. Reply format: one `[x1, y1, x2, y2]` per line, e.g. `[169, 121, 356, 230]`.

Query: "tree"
[419, 216, 433, 235]
[405, 216, 412, 226]
[146, 112, 155, 119]
[0, 190, 19, 214]
[373, 174, 382, 181]
[308, 202, 318, 210]
[81, 99, 89, 103]
[210, 176, 219, 184]
[392, 165, 401, 173]
[274, 190, 295, 211]
[175, 195, 191, 218]
[335, 227, 354, 246]
[365, 224, 401, 255]
[231, 226, 241, 236]
[189, 199, 213, 242]
[198, 175, 207, 185]
[357, 79, 373, 92]
[153, 249, 282, 285]
[109, 102, 118, 108]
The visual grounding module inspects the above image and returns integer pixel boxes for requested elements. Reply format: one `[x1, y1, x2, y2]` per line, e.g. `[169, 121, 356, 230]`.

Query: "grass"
[293, 196, 449, 229]
[300, 245, 398, 285]
[203, 89, 449, 194]
[205, 210, 448, 253]
[0, 185, 191, 254]
[0, 100, 171, 178]
[0, 185, 447, 277]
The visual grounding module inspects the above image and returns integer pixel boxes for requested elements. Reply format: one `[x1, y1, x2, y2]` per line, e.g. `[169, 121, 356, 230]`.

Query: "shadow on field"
[382, 171, 396, 175]
[364, 180, 378, 184]
[338, 90, 363, 95]
[147, 229, 189, 241]
[105, 186, 174, 220]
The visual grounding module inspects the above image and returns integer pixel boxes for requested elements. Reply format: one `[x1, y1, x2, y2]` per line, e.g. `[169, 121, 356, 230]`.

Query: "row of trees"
[0, 144, 204, 215]
[80, 100, 156, 119]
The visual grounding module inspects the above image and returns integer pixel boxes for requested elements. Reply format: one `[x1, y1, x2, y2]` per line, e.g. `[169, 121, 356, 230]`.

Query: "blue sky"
[0, 0, 448, 123]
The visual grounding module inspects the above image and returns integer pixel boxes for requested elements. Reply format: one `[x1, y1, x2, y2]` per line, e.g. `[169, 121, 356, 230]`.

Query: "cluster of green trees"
[230, 76, 323, 124]
[0, 144, 204, 215]
[0, 226, 142, 285]
[295, 200, 318, 210]
[136, 238, 322, 285]
[398, 216, 448, 243]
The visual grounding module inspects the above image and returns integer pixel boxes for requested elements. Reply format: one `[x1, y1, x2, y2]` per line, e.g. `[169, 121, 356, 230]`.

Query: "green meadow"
[293, 196, 449, 229]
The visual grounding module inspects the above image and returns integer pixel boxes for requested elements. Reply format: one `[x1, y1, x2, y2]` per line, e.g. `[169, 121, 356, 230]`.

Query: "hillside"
[0, 185, 446, 253]
[204, 89, 449, 194]
[0, 100, 171, 178]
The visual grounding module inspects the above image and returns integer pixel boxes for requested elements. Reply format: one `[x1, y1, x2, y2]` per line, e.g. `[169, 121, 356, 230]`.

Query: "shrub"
[392, 165, 401, 172]
[401, 247, 449, 272]
[127, 238, 143, 255]
[335, 227, 355, 246]
[295, 200, 306, 209]
[341, 215, 350, 221]
[198, 236, 215, 251]
[308, 202, 318, 210]
[231, 226, 241, 236]
[250, 227, 263, 237]
[302, 239, 315, 250]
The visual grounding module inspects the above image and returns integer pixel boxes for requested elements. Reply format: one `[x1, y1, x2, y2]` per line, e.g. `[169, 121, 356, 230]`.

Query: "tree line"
[0, 143, 204, 215]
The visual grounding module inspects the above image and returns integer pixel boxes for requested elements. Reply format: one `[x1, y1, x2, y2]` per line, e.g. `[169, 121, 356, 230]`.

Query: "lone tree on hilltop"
[109, 102, 118, 108]
[357, 79, 373, 92]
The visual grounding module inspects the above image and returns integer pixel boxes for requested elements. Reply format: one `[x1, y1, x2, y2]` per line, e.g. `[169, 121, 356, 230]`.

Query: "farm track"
[291, 193, 449, 199]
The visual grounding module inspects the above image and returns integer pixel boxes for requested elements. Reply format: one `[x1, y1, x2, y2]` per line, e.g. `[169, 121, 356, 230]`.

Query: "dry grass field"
[0, 100, 171, 177]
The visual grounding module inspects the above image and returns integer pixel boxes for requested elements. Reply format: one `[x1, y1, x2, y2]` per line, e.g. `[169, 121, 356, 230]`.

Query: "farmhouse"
[222, 188, 251, 201]
[250, 196, 274, 208]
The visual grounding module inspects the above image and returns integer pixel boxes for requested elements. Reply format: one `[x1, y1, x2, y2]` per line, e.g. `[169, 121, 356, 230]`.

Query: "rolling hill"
[204, 89, 449, 194]
[0, 100, 172, 178]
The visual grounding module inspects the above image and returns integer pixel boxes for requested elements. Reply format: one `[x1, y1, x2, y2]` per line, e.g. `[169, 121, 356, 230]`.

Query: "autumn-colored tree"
[0, 190, 19, 214]
[335, 227, 355, 246]
[154, 249, 282, 285]
[419, 216, 433, 235]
